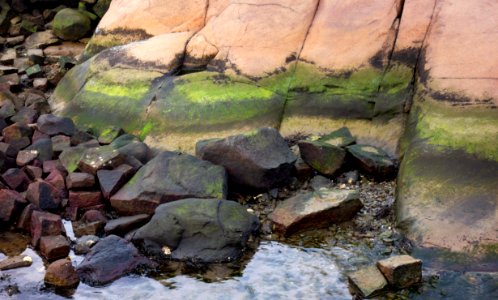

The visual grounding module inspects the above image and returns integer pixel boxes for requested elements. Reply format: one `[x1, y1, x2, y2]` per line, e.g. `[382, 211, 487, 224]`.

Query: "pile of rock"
[0, 0, 109, 94]
[348, 255, 422, 299]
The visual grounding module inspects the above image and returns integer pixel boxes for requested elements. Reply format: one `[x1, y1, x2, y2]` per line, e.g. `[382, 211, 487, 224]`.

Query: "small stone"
[66, 172, 95, 189]
[27, 49, 44, 65]
[70, 130, 95, 146]
[51, 135, 71, 152]
[2, 168, 31, 191]
[298, 140, 346, 176]
[0, 73, 20, 89]
[33, 78, 48, 91]
[26, 138, 53, 162]
[45, 259, 80, 288]
[98, 126, 124, 145]
[0, 142, 17, 157]
[16, 149, 39, 166]
[97, 168, 128, 199]
[348, 265, 388, 298]
[68, 191, 102, 209]
[26, 180, 62, 211]
[74, 235, 99, 255]
[0, 189, 26, 224]
[16, 203, 37, 232]
[24, 165, 43, 179]
[72, 220, 104, 237]
[25, 64, 43, 78]
[318, 127, 356, 147]
[0, 49, 17, 65]
[37, 114, 76, 136]
[104, 214, 150, 237]
[5, 35, 24, 46]
[78, 146, 125, 175]
[11, 107, 38, 124]
[0, 255, 33, 271]
[39, 235, 70, 261]
[30, 210, 62, 247]
[45, 169, 67, 198]
[347, 144, 396, 179]
[376, 255, 422, 288]
[2, 123, 33, 150]
[52, 9, 91, 41]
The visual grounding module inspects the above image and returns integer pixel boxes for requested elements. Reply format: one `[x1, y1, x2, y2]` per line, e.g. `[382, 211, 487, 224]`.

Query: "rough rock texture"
[348, 265, 388, 299]
[196, 127, 297, 190]
[298, 140, 345, 176]
[77, 235, 154, 286]
[376, 255, 422, 288]
[132, 198, 259, 263]
[44, 259, 80, 288]
[110, 151, 227, 215]
[49, 0, 498, 269]
[270, 188, 362, 235]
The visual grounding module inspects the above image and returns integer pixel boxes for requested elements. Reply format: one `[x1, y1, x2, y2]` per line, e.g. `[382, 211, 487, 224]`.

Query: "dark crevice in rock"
[277, 0, 321, 130]
[230, 2, 297, 13]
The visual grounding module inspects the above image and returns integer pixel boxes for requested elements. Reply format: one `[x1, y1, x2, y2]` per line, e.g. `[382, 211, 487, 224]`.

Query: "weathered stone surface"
[111, 151, 227, 215]
[132, 198, 259, 263]
[97, 169, 128, 199]
[270, 188, 363, 235]
[348, 265, 388, 299]
[77, 235, 154, 286]
[74, 235, 100, 255]
[347, 144, 396, 179]
[68, 191, 102, 209]
[16, 203, 37, 232]
[0, 255, 32, 271]
[104, 214, 150, 236]
[0, 189, 26, 224]
[78, 146, 125, 175]
[318, 127, 356, 148]
[24, 30, 59, 49]
[98, 126, 123, 145]
[298, 140, 346, 176]
[377, 255, 422, 288]
[2, 123, 33, 151]
[30, 210, 62, 246]
[45, 259, 80, 288]
[16, 149, 39, 166]
[197, 128, 296, 190]
[72, 220, 104, 238]
[37, 114, 76, 136]
[39, 235, 70, 261]
[26, 138, 53, 162]
[2, 168, 30, 191]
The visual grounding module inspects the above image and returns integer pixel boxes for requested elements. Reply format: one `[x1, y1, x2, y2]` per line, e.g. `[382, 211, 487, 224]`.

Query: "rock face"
[196, 128, 297, 190]
[77, 235, 154, 286]
[269, 188, 363, 235]
[110, 151, 227, 215]
[49, 0, 498, 269]
[132, 198, 259, 263]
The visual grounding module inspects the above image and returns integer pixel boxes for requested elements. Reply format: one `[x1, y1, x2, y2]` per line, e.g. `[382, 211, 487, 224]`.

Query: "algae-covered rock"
[298, 140, 346, 176]
[52, 8, 91, 41]
[110, 151, 227, 215]
[93, 0, 111, 18]
[347, 144, 396, 179]
[132, 198, 259, 263]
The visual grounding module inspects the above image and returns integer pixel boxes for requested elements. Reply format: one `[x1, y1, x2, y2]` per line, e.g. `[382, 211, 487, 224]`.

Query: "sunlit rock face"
[50, 0, 498, 268]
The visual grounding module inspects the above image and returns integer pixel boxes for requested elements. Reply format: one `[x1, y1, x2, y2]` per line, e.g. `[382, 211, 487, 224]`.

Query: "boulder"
[270, 188, 363, 235]
[26, 180, 62, 211]
[348, 265, 388, 299]
[37, 114, 76, 136]
[376, 255, 422, 288]
[45, 259, 80, 288]
[52, 8, 91, 41]
[197, 128, 297, 190]
[16, 203, 37, 232]
[132, 198, 259, 263]
[297, 140, 346, 176]
[111, 152, 227, 215]
[77, 235, 155, 286]
[39, 235, 70, 261]
[347, 144, 396, 179]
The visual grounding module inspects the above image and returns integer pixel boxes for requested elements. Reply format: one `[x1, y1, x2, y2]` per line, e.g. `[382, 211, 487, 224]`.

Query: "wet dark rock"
[347, 144, 396, 179]
[26, 180, 61, 211]
[30, 210, 62, 247]
[348, 265, 388, 299]
[78, 146, 125, 175]
[39, 235, 70, 261]
[45, 259, 80, 289]
[16, 203, 37, 232]
[111, 152, 227, 215]
[37, 114, 76, 136]
[0, 255, 32, 271]
[132, 198, 259, 263]
[298, 140, 346, 176]
[24, 165, 43, 179]
[45, 169, 66, 198]
[66, 172, 94, 189]
[81, 210, 107, 223]
[74, 235, 99, 255]
[0, 189, 26, 224]
[318, 127, 356, 147]
[377, 255, 422, 288]
[2, 168, 30, 191]
[97, 168, 128, 199]
[0, 142, 18, 157]
[309, 175, 333, 190]
[77, 235, 155, 286]
[104, 214, 150, 237]
[2, 122, 33, 150]
[26, 138, 53, 162]
[11, 106, 38, 123]
[270, 188, 363, 235]
[51, 135, 71, 152]
[196, 127, 297, 190]
[110, 134, 151, 164]
[70, 130, 95, 146]
[42, 159, 65, 173]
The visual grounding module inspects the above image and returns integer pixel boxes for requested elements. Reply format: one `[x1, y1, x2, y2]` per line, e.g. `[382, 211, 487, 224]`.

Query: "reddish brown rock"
[72, 221, 104, 238]
[0, 189, 26, 224]
[66, 172, 95, 189]
[45, 169, 67, 198]
[30, 210, 63, 247]
[16, 203, 37, 232]
[97, 169, 128, 199]
[16, 149, 39, 166]
[104, 214, 150, 237]
[45, 259, 80, 288]
[2, 123, 33, 150]
[43, 159, 65, 174]
[39, 235, 71, 261]
[24, 165, 43, 179]
[26, 180, 62, 211]
[376, 255, 422, 288]
[81, 210, 107, 224]
[0, 255, 33, 271]
[51, 135, 71, 153]
[270, 188, 363, 235]
[2, 168, 31, 191]
[68, 191, 102, 209]
[78, 146, 125, 175]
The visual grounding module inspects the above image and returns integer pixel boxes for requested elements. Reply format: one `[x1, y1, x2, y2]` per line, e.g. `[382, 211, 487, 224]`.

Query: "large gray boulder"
[110, 152, 227, 215]
[132, 198, 259, 263]
[196, 127, 297, 190]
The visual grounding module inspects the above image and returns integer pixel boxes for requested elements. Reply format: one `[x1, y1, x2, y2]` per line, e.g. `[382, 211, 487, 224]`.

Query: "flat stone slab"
[0, 255, 33, 271]
[270, 188, 363, 235]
